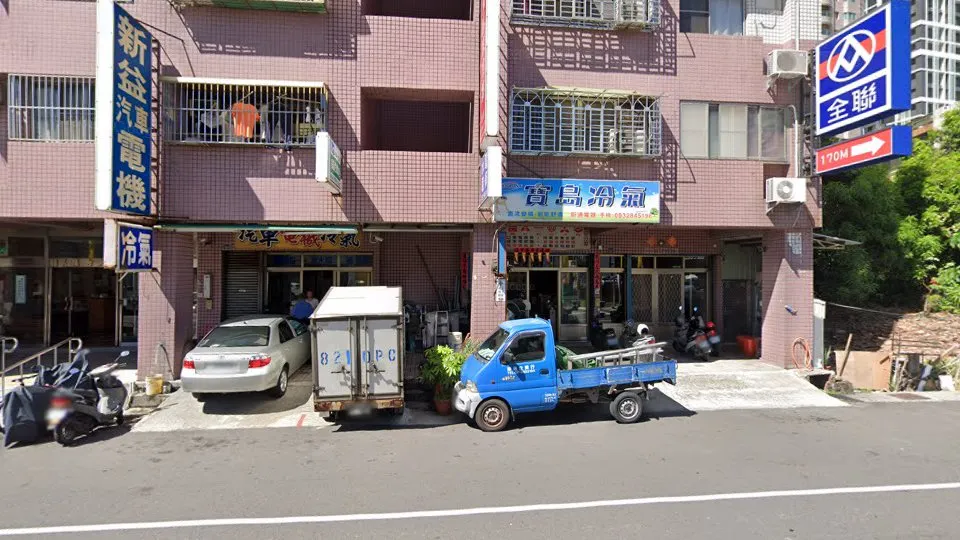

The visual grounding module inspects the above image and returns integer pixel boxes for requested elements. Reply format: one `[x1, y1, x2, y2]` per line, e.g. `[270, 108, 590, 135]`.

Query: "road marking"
[296, 413, 306, 428]
[1, 482, 958, 536]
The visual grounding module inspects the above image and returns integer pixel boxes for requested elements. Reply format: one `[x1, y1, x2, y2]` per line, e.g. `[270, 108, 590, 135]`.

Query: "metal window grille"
[511, 0, 661, 29]
[7, 75, 96, 141]
[510, 88, 661, 157]
[162, 79, 328, 147]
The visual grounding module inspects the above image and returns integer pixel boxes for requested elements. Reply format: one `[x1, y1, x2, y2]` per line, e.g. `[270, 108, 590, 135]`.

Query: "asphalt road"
[2, 402, 960, 539]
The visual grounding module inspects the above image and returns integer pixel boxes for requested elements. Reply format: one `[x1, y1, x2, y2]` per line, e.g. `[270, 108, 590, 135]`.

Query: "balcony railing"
[161, 77, 328, 147]
[170, 0, 326, 13]
[511, 0, 661, 30]
[510, 87, 662, 158]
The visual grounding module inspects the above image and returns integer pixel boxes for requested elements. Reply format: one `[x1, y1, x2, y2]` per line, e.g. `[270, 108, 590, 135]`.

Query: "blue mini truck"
[453, 318, 677, 432]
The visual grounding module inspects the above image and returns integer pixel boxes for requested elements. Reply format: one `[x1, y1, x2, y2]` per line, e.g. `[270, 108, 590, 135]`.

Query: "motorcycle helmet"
[706, 321, 716, 330]
[637, 323, 650, 335]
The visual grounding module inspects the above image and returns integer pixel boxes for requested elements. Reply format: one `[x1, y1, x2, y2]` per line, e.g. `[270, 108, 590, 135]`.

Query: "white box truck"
[310, 286, 404, 418]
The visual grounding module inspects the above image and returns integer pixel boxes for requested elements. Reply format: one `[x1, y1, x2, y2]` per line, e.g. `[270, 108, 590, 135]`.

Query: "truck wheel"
[609, 392, 643, 424]
[475, 399, 510, 432]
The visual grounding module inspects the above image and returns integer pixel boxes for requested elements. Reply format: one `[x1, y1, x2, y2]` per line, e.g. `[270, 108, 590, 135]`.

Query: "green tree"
[815, 165, 911, 305]
[894, 106, 960, 312]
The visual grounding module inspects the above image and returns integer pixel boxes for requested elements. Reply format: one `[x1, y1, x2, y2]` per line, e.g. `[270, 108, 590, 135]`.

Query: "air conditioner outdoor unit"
[624, 126, 646, 154]
[767, 49, 809, 79]
[766, 177, 807, 204]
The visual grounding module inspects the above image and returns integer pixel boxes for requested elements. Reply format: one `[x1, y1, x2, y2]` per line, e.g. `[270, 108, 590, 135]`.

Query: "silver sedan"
[181, 316, 310, 398]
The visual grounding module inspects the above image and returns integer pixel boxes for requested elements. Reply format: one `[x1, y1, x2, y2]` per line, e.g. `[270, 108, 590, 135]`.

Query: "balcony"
[511, 0, 661, 30]
[510, 87, 662, 158]
[170, 0, 326, 13]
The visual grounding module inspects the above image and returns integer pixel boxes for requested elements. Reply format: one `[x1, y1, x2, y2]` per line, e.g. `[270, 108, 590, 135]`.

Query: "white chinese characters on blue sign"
[112, 6, 152, 215]
[814, 0, 910, 136]
[118, 224, 153, 272]
[495, 178, 660, 223]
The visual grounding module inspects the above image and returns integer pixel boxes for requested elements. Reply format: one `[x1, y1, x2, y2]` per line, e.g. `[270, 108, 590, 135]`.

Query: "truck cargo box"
[310, 287, 404, 413]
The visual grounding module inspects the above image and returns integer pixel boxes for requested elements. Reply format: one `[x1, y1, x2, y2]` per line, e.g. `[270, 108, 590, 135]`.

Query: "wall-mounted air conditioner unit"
[765, 177, 807, 204]
[766, 50, 809, 79]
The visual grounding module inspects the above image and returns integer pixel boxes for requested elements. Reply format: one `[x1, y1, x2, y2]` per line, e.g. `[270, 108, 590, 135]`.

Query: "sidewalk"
[836, 391, 960, 404]
[655, 360, 847, 411]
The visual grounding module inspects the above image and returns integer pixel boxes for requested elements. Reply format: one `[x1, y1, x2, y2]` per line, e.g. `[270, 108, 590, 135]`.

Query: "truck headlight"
[465, 380, 477, 392]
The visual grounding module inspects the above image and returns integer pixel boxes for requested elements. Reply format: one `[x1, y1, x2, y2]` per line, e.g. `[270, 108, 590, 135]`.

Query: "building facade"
[1, 0, 822, 377]
[865, 0, 960, 124]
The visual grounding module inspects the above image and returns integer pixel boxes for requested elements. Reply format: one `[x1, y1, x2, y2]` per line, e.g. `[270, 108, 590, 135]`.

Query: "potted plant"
[422, 346, 462, 415]
[422, 339, 477, 415]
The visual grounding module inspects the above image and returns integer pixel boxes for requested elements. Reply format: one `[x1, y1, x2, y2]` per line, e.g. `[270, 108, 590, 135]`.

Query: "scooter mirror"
[119, 350, 131, 357]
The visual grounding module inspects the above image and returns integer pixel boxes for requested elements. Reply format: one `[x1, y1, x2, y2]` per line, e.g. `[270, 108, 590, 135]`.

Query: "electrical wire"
[792, 337, 812, 370]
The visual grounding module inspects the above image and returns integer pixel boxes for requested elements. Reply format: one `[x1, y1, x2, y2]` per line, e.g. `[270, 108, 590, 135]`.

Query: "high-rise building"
[866, 0, 960, 123]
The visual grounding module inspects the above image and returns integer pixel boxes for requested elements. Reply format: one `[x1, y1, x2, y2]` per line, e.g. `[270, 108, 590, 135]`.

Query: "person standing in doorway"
[305, 289, 319, 310]
[290, 294, 314, 323]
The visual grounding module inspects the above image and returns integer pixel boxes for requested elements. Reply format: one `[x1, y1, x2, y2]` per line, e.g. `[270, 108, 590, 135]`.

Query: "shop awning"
[154, 223, 357, 234]
[813, 233, 862, 251]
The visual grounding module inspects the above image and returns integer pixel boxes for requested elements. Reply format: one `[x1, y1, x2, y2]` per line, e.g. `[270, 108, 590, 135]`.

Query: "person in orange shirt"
[231, 102, 260, 139]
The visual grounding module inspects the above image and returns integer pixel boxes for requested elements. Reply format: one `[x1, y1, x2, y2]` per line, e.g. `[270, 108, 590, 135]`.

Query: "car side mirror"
[501, 350, 515, 365]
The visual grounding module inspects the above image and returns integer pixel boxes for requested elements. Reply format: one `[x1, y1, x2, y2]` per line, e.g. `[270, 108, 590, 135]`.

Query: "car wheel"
[609, 392, 643, 424]
[475, 399, 510, 432]
[268, 366, 289, 399]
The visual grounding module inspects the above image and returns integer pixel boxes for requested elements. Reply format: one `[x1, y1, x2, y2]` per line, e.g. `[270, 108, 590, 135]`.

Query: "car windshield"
[475, 328, 509, 362]
[198, 326, 271, 348]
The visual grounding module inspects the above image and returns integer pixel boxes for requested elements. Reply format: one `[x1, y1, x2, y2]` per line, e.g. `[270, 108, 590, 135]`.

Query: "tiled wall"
[1, 0, 483, 225]
[378, 232, 467, 308]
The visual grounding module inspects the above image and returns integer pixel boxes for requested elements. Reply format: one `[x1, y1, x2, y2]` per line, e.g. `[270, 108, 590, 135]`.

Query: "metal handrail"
[1, 338, 82, 398]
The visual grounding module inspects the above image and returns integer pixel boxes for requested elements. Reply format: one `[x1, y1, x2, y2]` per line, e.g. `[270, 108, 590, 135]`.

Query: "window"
[7, 75, 95, 141]
[506, 333, 546, 363]
[163, 79, 327, 147]
[477, 329, 509, 362]
[599, 273, 625, 323]
[278, 322, 295, 343]
[681, 102, 786, 161]
[288, 318, 308, 337]
[680, 0, 743, 35]
[511, 0, 662, 29]
[511, 88, 662, 157]
[843, 12, 856, 22]
[198, 326, 271, 348]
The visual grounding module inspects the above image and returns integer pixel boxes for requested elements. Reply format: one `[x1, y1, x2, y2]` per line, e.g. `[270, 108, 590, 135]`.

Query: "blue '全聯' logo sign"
[814, 0, 910, 136]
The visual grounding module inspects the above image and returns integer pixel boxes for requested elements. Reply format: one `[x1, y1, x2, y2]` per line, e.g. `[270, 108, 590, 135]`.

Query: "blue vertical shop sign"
[95, 0, 153, 215]
[117, 224, 153, 272]
[814, 0, 911, 136]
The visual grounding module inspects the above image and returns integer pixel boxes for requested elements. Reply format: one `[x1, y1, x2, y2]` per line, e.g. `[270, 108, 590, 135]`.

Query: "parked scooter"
[705, 320, 721, 357]
[620, 319, 656, 349]
[46, 350, 129, 446]
[673, 307, 714, 361]
[589, 312, 619, 351]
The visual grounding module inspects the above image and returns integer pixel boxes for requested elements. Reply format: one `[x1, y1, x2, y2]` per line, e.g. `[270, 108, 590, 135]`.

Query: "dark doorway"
[303, 270, 335, 303]
[528, 271, 558, 333]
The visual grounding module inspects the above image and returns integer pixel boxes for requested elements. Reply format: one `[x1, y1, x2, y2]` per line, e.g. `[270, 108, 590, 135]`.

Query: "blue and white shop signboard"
[815, 0, 910, 136]
[118, 223, 153, 272]
[495, 178, 661, 223]
[95, 0, 153, 216]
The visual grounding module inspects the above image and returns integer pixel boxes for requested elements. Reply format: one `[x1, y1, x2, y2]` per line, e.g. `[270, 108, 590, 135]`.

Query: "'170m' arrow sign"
[816, 125, 912, 175]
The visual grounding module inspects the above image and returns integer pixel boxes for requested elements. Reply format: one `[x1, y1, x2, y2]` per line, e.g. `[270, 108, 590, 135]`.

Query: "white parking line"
[1, 482, 958, 536]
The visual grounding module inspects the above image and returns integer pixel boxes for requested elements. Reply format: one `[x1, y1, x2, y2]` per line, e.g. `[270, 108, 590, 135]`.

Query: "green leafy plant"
[422, 344, 472, 400]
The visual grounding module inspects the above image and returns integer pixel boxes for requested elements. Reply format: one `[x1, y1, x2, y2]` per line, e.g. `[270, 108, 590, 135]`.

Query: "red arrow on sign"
[816, 128, 896, 174]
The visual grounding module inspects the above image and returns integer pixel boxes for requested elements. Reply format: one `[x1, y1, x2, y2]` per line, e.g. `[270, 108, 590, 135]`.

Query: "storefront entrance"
[263, 253, 373, 316]
[507, 255, 590, 342]
[50, 267, 116, 346]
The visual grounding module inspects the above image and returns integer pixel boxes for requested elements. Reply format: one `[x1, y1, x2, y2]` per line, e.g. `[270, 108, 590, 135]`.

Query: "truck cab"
[458, 318, 559, 420]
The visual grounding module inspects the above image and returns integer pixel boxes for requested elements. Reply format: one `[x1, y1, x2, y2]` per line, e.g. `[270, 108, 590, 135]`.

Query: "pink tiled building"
[0, 0, 823, 376]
